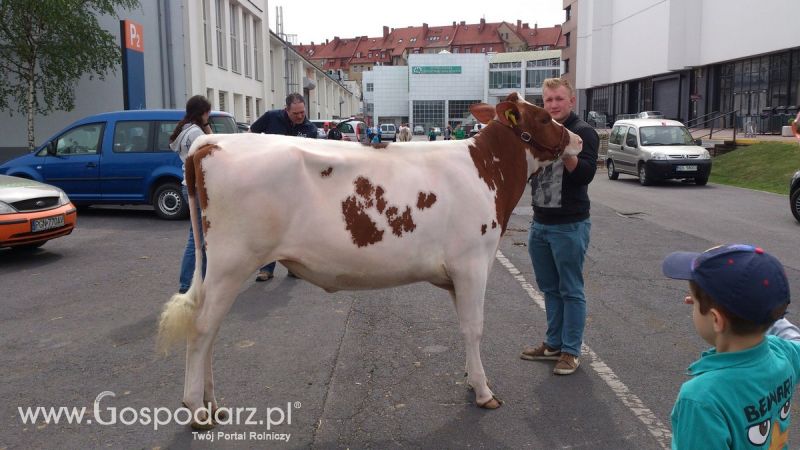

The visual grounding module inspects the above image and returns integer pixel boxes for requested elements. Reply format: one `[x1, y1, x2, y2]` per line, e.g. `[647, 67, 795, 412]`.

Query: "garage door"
[653, 78, 679, 119]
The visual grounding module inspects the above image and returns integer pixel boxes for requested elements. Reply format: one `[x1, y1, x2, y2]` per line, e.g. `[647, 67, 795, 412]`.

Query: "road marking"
[496, 250, 672, 449]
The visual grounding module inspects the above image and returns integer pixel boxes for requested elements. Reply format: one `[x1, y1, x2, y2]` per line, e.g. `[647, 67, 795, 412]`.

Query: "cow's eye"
[747, 419, 770, 445]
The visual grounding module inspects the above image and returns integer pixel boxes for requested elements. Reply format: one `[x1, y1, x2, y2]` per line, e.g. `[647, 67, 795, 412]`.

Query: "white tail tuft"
[156, 283, 199, 355]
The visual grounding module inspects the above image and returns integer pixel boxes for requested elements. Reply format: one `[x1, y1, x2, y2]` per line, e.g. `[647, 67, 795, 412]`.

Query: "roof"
[294, 21, 565, 69]
[613, 118, 686, 127]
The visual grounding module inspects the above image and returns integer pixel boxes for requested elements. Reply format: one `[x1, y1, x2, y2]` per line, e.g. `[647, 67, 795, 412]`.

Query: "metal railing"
[687, 110, 737, 141]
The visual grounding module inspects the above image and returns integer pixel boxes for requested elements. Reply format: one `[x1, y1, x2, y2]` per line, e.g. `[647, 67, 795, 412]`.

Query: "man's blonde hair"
[542, 78, 574, 96]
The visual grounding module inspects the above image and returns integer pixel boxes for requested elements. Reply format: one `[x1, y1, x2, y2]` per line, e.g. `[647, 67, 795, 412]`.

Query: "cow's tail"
[157, 151, 204, 355]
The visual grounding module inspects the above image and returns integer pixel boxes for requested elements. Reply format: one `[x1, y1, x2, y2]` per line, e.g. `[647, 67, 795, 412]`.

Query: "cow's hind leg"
[183, 257, 252, 429]
[451, 269, 502, 409]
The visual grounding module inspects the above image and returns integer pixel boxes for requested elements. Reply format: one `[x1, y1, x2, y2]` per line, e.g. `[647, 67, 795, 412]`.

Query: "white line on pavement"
[495, 250, 672, 449]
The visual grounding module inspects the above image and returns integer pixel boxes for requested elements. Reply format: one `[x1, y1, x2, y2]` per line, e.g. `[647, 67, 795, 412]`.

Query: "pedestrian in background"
[520, 78, 598, 375]
[453, 124, 465, 140]
[250, 93, 318, 281]
[169, 95, 212, 294]
[428, 127, 436, 141]
[444, 125, 452, 140]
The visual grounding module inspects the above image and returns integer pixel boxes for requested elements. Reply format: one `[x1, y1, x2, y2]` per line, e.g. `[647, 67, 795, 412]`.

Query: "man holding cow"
[520, 78, 599, 376]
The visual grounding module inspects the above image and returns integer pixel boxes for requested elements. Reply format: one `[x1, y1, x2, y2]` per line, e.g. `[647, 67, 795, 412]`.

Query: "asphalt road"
[1, 171, 799, 449]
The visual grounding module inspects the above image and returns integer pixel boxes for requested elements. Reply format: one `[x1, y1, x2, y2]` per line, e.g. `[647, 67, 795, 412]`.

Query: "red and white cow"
[158, 93, 583, 428]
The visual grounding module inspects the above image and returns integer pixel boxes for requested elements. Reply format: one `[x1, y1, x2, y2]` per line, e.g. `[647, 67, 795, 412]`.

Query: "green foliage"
[709, 142, 800, 194]
[0, 0, 139, 149]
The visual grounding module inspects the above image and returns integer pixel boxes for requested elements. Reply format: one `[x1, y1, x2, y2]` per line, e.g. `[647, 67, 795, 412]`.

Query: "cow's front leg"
[451, 270, 502, 409]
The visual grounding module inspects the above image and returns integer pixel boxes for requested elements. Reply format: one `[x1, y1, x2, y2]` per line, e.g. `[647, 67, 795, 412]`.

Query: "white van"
[606, 118, 711, 186]
[379, 124, 397, 141]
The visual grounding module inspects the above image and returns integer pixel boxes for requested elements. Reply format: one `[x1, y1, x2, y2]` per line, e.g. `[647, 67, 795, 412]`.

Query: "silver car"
[606, 118, 712, 186]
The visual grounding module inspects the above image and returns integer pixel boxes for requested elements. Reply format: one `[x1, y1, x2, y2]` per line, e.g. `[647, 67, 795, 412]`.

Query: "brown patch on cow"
[370, 142, 390, 150]
[481, 224, 487, 235]
[321, 166, 333, 177]
[342, 195, 384, 247]
[416, 192, 437, 210]
[491, 221, 497, 229]
[375, 186, 387, 214]
[385, 206, 416, 237]
[341, 175, 422, 246]
[186, 143, 221, 234]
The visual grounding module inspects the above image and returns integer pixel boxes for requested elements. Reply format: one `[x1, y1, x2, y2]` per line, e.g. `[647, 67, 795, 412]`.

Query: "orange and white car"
[0, 175, 77, 250]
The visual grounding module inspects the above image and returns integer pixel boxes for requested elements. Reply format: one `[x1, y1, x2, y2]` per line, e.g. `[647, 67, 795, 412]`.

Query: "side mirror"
[46, 142, 56, 155]
[694, 139, 703, 146]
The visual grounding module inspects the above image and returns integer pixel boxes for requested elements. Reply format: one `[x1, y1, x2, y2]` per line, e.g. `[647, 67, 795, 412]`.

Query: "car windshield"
[638, 126, 694, 146]
[209, 116, 237, 134]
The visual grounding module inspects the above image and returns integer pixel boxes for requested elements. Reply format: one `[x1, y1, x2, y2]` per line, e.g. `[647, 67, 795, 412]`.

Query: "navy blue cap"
[662, 244, 790, 324]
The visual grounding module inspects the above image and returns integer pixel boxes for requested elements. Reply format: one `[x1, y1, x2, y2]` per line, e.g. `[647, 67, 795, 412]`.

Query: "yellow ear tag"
[505, 110, 518, 126]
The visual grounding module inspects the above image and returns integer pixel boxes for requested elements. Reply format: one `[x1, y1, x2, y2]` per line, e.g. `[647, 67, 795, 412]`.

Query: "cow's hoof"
[190, 419, 216, 430]
[476, 395, 503, 409]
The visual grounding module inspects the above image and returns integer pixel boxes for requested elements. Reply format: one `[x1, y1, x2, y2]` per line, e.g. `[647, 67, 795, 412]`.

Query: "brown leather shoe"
[553, 353, 580, 375]
[520, 342, 561, 361]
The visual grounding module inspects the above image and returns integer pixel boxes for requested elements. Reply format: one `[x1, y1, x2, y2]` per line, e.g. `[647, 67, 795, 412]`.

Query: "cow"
[397, 124, 413, 142]
[157, 92, 583, 429]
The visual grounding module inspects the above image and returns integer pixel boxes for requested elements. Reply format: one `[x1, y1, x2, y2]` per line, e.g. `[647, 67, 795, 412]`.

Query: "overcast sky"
[269, 0, 566, 45]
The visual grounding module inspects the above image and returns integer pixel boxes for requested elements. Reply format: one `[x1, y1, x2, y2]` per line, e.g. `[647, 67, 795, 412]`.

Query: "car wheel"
[791, 188, 800, 223]
[607, 160, 619, 180]
[153, 182, 188, 220]
[638, 164, 651, 186]
[695, 176, 709, 186]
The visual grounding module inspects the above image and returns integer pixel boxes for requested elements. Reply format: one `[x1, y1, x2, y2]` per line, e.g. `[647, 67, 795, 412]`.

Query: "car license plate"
[676, 165, 697, 172]
[31, 215, 65, 233]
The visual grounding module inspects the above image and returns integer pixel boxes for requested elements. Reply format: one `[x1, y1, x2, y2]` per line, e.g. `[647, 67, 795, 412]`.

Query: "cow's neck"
[469, 125, 530, 235]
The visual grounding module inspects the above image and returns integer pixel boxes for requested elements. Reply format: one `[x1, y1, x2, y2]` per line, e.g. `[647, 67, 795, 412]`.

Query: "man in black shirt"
[520, 78, 599, 376]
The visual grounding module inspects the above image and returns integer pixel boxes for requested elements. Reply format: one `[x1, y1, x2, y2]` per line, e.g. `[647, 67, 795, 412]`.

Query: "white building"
[362, 50, 563, 131]
[575, 0, 800, 130]
[0, 0, 357, 158]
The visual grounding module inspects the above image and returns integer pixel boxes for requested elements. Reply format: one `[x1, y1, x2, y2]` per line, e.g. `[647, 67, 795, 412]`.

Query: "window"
[254, 20, 263, 81]
[565, 5, 571, 21]
[565, 32, 571, 48]
[55, 124, 103, 155]
[410, 37, 417, 43]
[489, 71, 521, 89]
[156, 122, 177, 151]
[412, 100, 445, 132]
[448, 100, 481, 123]
[245, 96, 252, 121]
[243, 15, 251, 77]
[625, 128, 638, 147]
[464, 48, 471, 53]
[230, 4, 240, 73]
[215, 0, 226, 69]
[368, 52, 372, 58]
[564, 58, 570, 74]
[256, 98, 263, 116]
[526, 68, 560, 88]
[366, 83, 373, 92]
[490, 62, 521, 69]
[609, 126, 627, 145]
[219, 91, 227, 111]
[113, 121, 152, 153]
[202, 0, 212, 64]
[453, 47, 459, 53]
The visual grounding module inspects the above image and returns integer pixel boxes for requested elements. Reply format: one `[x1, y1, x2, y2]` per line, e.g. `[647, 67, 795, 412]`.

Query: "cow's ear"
[470, 103, 495, 124]
[495, 101, 521, 127]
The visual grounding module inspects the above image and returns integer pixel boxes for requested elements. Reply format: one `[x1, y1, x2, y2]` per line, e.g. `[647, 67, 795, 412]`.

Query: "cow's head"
[469, 92, 582, 174]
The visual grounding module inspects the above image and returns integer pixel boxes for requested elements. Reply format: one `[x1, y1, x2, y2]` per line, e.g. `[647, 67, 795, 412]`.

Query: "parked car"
[605, 118, 711, 186]
[413, 125, 425, 135]
[310, 119, 339, 138]
[0, 109, 237, 219]
[791, 169, 800, 223]
[236, 122, 250, 132]
[0, 175, 77, 249]
[469, 123, 485, 137]
[379, 123, 397, 141]
[336, 118, 368, 143]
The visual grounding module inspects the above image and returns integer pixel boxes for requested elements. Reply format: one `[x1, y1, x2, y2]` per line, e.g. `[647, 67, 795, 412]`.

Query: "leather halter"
[492, 119, 569, 159]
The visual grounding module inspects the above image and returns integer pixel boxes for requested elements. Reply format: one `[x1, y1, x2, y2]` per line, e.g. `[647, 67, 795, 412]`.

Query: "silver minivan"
[379, 123, 397, 142]
[606, 118, 712, 186]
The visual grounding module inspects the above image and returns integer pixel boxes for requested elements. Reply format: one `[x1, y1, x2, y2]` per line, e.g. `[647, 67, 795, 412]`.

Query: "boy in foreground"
[662, 244, 799, 449]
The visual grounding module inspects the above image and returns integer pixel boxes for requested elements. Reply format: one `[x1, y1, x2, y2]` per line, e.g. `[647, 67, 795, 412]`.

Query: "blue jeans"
[179, 186, 206, 293]
[528, 219, 591, 356]
[260, 262, 276, 274]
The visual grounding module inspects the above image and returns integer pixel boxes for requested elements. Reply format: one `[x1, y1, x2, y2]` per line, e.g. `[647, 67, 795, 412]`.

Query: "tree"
[0, 0, 140, 150]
